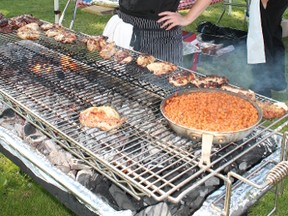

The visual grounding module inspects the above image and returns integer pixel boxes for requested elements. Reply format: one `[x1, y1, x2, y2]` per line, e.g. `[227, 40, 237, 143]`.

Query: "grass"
[0, 153, 74, 216]
[0, 0, 288, 215]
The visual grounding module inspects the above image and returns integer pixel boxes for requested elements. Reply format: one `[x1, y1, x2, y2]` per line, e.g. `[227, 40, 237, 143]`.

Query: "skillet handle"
[199, 133, 213, 168]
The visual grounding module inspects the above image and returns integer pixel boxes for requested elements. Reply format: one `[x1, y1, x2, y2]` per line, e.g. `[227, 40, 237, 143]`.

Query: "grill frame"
[0, 29, 287, 205]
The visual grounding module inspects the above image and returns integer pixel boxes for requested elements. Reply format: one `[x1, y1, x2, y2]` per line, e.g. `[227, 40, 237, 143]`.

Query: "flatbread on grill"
[79, 106, 125, 131]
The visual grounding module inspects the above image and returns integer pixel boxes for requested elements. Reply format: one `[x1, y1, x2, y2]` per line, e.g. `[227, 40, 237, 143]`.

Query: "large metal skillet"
[160, 88, 263, 167]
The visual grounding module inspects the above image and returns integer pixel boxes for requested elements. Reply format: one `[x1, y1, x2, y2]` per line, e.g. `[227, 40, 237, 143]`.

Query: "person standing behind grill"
[103, 0, 212, 66]
[248, 0, 288, 98]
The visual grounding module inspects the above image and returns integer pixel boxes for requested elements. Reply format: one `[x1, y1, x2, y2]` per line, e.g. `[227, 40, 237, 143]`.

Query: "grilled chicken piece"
[256, 101, 288, 120]
[9, 14, 43, 29]
[146, 61, 177, 76]
[136, 54, 156, 67]
[17, 22, 40, 40]
[85, 35, 107, 52]
[54, 31, 77, 44]
[114, 49, 133, 64]
[99, 42, 117, 60]
[45, 24, 64, 38]
[40, 23, 54, 31]
[0, 17, 8, 28]
[79, 106, 126, 131]
[191, 75, 229, 88]
[45, 24, 76, 44]
[0, 14, 13, 33]
[0, 25, 13, 33]
[119, 56, 133, 64]
[168, 71, 195, 87]
[221, 85, 256, 101]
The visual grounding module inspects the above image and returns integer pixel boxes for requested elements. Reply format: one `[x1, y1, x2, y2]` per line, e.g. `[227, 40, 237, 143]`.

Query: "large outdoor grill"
[1, 26, 288, 216]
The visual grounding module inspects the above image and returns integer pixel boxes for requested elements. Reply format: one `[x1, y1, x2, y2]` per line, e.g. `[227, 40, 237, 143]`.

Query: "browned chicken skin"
[136, 54, 156, 67]
[221, 85, 256, 101]
[169, 72, 195, 86]
[114, 49, 133, 64]
[99, 42, 117, 60]
[79, 106, 126, 131]
[256, 101, 288, 120]
[85, 35, 107, 52]
[45, 24, 77, 44]
[17, 22, 40, 40]
[190, 75, 229, 88]
[146, 61, 177, 76]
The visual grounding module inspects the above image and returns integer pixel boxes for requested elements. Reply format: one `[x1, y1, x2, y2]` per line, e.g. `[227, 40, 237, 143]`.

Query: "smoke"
[183, 40, 254, 89]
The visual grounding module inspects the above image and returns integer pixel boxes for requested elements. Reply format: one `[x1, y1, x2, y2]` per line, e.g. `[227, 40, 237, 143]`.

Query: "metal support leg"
[216, 1, 227, 24]
[228, 0, 232, 15]
[57, 0, 79, 29]
[59, 0, 72, 25]
[54, 0, 61, 24]
[70, 0, 79, 29]
[217, 0, 249, 26]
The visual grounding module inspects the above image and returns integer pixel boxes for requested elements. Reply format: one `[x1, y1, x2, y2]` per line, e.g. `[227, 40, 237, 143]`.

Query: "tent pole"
[54, 0, 60, 24]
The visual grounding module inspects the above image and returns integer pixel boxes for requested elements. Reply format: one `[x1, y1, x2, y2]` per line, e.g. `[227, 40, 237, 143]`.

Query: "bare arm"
[157, 0, 212, 30]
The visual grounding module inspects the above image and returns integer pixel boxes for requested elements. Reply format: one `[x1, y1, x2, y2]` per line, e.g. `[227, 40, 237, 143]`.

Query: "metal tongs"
[58, 0, 79, 29]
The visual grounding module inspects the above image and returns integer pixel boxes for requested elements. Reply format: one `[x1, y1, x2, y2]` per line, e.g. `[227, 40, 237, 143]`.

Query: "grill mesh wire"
[0, 33, 287, 203]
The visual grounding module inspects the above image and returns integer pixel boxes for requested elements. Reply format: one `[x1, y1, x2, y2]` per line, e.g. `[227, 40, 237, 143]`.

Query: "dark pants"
[250, 0, 288, 97]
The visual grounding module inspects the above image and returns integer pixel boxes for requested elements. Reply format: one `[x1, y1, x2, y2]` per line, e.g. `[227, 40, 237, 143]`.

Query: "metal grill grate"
[0, 37, 287, 203]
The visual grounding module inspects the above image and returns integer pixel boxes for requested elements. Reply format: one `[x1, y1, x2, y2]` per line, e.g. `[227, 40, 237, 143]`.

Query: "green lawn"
[0, 154, 74, 216]
[0, 1, 288, 215]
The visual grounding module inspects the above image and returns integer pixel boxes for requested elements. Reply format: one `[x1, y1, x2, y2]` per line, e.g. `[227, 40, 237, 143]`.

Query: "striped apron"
[118, 10, 183, 66]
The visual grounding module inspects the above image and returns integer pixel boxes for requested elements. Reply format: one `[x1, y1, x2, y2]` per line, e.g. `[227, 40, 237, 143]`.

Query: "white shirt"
[247, 0, 266, 64]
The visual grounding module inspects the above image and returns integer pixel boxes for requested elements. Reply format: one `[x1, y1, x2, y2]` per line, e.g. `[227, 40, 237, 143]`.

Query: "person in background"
[103, 0, 212, 66]
[249, 0, 288, 98]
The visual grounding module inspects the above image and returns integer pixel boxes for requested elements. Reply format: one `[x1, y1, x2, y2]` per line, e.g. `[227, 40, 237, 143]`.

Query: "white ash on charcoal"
[47, 149, 72, 174]
[0, 108, 16, 119]
[235, 130, 278, 172]
[0, 103, 281, 216]
[134, 202, 171, 216]
[91, 176, 130, 211]
[76, 169, 99, 190]
[91, 177, 145, 213]
[0, 109, 24, 133]
[0, 105, 99, 188]
[109, 184, 138, 211]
